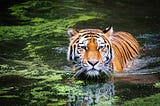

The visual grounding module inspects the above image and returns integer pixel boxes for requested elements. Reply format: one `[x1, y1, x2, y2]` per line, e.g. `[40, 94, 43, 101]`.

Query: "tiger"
[67, 27, 140, 78]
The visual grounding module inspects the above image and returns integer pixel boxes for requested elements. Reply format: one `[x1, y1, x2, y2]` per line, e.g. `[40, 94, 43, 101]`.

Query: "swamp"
[0, 0, 160, 106]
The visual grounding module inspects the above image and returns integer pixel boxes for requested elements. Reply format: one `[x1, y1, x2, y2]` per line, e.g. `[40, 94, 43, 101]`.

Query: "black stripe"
[73, 45, 76, 60]
[109, 46, 113, 61]
[69, 46, 73, 60]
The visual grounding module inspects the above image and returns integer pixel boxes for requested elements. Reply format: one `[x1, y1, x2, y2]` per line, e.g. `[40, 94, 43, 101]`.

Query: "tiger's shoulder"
[109, 31, 140, 72]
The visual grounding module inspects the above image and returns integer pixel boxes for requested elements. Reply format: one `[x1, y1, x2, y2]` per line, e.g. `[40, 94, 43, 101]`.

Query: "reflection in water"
[67, 82, 115, 106]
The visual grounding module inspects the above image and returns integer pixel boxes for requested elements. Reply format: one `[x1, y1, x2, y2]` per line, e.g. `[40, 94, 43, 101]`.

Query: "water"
[0, 0, 160, 106]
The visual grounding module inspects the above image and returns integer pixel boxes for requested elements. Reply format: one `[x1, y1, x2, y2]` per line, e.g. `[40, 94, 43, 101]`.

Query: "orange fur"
[110, 32, 140, 72]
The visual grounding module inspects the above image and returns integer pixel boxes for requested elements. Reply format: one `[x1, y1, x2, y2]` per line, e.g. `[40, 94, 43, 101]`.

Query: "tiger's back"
[110, 32, 140, 72]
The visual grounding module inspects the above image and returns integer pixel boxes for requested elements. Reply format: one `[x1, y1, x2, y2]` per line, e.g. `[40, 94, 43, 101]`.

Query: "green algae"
[121, 93, 160, 106]
[154, 82, 160, 88]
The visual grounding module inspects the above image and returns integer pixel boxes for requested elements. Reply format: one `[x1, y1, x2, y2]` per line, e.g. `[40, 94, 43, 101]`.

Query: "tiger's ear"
[67, 28, 78, 40]
[103, 26, 113, 37]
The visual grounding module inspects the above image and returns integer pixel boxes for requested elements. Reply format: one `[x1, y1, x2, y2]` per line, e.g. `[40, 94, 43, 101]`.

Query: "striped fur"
[67, 27, 140, 77]
[110, 32, 140, 72]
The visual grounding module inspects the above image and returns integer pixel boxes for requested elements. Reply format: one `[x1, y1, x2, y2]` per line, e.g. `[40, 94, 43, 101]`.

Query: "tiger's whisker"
[73, 69, 83, 77]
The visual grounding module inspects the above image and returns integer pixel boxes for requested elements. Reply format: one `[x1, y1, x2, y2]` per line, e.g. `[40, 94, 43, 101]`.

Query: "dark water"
[0, 0, 160, 106]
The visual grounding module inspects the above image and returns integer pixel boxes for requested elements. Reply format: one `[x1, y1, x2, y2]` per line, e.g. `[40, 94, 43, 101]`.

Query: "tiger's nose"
[88, 60, 99, 66]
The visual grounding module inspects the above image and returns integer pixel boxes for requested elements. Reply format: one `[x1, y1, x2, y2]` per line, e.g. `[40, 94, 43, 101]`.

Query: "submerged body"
[67, 27, 140, 78]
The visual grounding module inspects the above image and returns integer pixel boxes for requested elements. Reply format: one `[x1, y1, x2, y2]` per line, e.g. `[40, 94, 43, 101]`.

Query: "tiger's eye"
[99, 46, 104, 50]
[81, 46, 87, 50]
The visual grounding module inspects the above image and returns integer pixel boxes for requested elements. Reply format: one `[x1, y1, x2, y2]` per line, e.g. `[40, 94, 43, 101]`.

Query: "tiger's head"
[67, 27, 114, 78]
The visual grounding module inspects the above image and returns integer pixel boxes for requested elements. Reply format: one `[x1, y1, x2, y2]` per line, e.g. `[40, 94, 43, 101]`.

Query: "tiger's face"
[67, 27, 114, 78]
